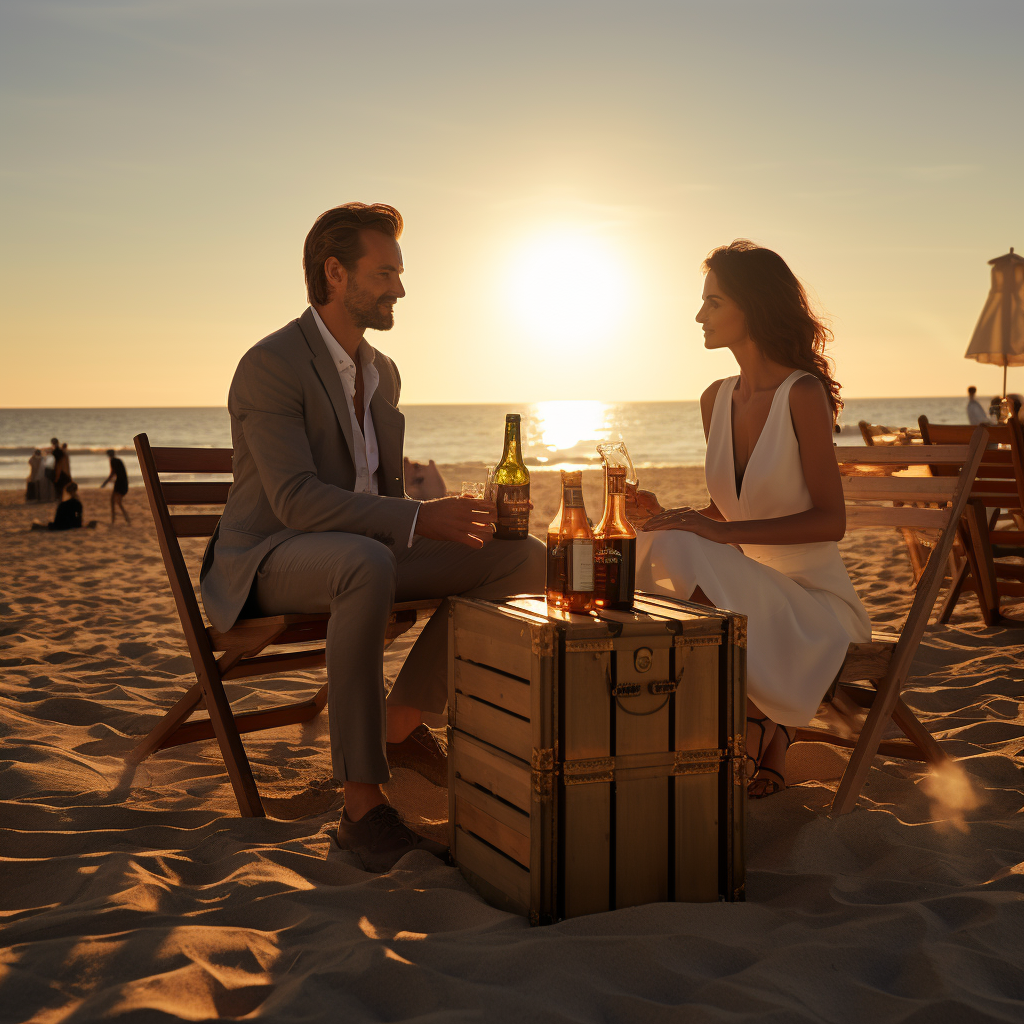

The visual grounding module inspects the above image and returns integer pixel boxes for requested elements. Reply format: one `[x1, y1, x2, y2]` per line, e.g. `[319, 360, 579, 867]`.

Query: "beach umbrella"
[965, 247, 1024, 398]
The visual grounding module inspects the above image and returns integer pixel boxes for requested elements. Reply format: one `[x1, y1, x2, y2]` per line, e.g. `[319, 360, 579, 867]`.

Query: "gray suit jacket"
[200, 308, 418, 633]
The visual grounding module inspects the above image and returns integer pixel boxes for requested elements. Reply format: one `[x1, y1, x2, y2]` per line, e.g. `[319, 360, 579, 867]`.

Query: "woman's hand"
[625, 485, 663, 528]
[642, 506, 728, 543]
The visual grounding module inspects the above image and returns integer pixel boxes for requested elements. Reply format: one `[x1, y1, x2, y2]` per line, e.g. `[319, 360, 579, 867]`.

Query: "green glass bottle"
[493, 414, 530, 540]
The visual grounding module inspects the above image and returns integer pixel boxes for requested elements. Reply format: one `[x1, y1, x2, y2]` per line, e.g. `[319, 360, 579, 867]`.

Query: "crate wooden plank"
[455, 786, 531, 868]
[455, 826, 530, 910]
[562, 651, 611, 760]
[453, 604, 536, 680]
[454, 660, 531, 720]
[562, 783, 611, 918]
[674, 643, 721, 751]
[450, 731, 531, 812]
[613, 645, 671, 757]
[615, 775, 669, 908]
[456, 693, 532, 762]
[674, 771, 723, 902]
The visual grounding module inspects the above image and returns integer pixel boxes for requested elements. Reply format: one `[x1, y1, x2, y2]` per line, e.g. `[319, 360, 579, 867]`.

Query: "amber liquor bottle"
[593, 465, 637, 610]
[546, 470, 594, 613]
[493, 414, 531, 540]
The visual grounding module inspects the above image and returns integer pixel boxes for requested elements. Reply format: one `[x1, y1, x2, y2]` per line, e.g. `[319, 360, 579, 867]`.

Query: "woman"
[632, 240, 871, 797]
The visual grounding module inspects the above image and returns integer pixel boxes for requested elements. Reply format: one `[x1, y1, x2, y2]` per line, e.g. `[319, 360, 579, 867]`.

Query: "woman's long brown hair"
[703, 240, 842, 421]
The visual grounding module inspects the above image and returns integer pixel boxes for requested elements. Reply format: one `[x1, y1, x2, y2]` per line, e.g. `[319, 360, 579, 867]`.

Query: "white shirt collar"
[310, 306, 379, 395]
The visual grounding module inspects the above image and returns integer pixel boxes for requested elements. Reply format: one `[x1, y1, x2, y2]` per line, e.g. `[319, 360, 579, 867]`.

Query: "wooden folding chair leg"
[962, 500, 1001, 625]
[936, 552, 970, 624]
[831, 688, 900, 815]
[127, 681, 204, 763]
[891, 698, 948, 765]
[197, 667, 266, 818]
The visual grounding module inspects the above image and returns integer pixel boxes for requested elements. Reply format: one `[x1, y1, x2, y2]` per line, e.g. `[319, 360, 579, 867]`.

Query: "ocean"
[0, 396, 980, 488]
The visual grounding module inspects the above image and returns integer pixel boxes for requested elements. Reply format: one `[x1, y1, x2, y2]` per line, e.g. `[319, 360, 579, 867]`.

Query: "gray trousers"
[254, 532, 545, 783]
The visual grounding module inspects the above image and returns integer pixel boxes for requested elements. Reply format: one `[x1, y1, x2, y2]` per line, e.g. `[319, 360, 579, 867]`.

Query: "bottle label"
[594, 537, 636, 608]
[563, 486, 585, 508]
[496, 484, 530, 538]
[568, 539, 594, 592]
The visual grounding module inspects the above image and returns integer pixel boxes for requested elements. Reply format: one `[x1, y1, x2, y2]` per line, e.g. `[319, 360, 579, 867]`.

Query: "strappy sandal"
[745, 714, 772, 781]
[747, 726, 795, 799]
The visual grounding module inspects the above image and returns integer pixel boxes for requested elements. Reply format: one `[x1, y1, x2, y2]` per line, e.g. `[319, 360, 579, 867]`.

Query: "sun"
[505, 228, 629, 345]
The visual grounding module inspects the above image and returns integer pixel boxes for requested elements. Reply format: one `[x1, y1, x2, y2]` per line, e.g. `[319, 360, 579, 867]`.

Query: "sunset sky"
[2, 1, 1023, 407]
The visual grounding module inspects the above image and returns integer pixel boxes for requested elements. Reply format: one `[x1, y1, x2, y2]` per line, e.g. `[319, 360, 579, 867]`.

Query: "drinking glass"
[596, 441, 638, 488]
[461, 482, 485, 499]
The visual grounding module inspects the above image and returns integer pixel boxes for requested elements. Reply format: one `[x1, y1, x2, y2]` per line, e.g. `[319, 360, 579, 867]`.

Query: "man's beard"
[344, 283, 397, 331]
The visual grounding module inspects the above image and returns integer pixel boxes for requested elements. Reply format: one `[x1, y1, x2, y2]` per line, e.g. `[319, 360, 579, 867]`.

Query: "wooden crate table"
[447, 592, 747, 924]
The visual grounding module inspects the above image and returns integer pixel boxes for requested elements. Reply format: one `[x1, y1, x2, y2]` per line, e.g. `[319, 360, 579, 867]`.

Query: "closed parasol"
[965, 247, 1024, 401]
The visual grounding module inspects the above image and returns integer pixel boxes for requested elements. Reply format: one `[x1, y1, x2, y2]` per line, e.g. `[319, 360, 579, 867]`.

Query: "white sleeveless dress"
[636, 371, 871, 727]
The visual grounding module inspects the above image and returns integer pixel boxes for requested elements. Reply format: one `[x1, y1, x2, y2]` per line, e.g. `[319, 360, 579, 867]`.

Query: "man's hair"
[106, 449, 115, 457]
[66, 482, 78, 495]
[303, 203, 403, 306]
[968, 386, 977, 396]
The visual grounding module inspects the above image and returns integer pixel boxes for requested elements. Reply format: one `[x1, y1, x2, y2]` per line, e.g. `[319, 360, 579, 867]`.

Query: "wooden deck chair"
[794, 429, 989, 815]
[918, 416, 1024, 625]
[130, 432, 439, 817]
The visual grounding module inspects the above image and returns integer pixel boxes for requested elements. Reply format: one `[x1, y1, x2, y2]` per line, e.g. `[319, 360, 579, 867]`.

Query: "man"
[967, 386, 990, 425]
[100, 449, 132, 525]
[200, 203, 544, 872]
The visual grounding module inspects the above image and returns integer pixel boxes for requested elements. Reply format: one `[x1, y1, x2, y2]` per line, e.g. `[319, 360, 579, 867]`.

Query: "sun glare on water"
[505, 228, 629, 346]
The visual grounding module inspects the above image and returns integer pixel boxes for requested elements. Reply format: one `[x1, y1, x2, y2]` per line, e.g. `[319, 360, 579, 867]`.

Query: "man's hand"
[415, 496, 496, 548]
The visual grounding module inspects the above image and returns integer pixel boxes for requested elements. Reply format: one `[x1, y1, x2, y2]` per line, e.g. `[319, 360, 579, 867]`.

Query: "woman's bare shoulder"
[789, 373, 830, 411]
[700, 378, 728, 409]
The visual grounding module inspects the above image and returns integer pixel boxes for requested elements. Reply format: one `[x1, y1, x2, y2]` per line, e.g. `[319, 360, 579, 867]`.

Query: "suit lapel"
[298, 307, 356, 464]
[370, 375, 406, 498]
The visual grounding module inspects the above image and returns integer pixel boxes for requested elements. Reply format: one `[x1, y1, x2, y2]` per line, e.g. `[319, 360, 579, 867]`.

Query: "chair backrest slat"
[161, 482, 232, 505]
[171, 514, 223, 538]
[134, 433, 225, 678]
[844, 505, 950, 530]
[919, 416, 1024, 509]
[836, 445, 976, 466]
[150, 446, 233, 474]
[841, 476, 957, 503]
[878, 428, 989, 693]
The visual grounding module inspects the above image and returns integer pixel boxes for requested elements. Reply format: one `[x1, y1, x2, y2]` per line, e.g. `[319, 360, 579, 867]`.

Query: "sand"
[2, 470, 1024, 1023]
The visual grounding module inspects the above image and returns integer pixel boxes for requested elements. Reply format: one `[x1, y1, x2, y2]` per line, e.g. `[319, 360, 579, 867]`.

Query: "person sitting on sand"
[200, 202, 544, 873]
[628, 240, 871, 799]
[31, 482, 97, 531]
[100, 450, 132, 525]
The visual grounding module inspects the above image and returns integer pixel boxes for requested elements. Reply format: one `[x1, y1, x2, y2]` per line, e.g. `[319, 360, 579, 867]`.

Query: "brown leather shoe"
[386, 724, 448, 788]
[335, 803, 450, 873]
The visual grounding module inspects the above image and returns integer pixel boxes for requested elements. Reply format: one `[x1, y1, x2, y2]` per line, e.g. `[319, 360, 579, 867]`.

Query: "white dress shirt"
[311, 307, 418, 546]
[967, 398, 990, 426]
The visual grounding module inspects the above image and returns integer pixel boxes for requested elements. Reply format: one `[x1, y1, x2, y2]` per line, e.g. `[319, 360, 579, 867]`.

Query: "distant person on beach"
[989, 395, 1002, 421]
[101, 450, 132, 525]
[628, 240, 871, 799]
[25, 449, 44, 502]
[199, 202, 543, 872]
[52, 442, 72, 499]
[967, 386, 990, 425]
[30, 482, 96, 531]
